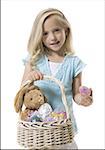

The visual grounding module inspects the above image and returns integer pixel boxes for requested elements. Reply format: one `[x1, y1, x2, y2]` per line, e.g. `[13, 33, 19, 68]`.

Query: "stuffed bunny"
[14, 81, 49, 121]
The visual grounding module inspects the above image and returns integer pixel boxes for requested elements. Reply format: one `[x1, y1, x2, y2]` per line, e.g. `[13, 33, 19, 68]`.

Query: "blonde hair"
[27, 8, 75, 66]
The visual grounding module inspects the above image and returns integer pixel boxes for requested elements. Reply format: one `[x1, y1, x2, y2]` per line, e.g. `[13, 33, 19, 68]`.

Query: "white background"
[1, 0, 105, 149]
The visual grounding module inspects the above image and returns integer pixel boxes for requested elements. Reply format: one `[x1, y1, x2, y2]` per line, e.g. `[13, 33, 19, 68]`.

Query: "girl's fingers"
[35, 71, 43, 80]
[27, 71, 43, 80]
[83, 101, 92, 106]
[34, 73, 40, 80]
[81, 96, 93, 106]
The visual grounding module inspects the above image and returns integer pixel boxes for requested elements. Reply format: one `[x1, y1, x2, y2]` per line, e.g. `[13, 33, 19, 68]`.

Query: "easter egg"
[79, 86, 91, 96]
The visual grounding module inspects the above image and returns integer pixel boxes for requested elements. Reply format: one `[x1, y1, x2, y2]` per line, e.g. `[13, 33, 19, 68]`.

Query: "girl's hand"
[74, 87, 93, 106]
[24, 70, 43, 82]
[21, 63, 43, 86]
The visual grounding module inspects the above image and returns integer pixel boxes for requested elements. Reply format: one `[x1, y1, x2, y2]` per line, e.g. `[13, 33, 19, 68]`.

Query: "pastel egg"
[79, 86, 91, 96]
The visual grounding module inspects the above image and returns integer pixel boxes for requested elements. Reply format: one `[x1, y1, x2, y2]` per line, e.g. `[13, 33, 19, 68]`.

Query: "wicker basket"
[17, 75, 74, 149]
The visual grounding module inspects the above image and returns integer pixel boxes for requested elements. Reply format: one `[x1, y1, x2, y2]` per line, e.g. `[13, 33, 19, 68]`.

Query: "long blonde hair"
[27, 8, 75, 66]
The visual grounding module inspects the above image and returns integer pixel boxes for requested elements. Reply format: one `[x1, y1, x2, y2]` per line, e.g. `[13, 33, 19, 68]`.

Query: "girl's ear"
[65, 30, 68, 36]
[14, 86, 27, 113]
[65, 27, 69, 37]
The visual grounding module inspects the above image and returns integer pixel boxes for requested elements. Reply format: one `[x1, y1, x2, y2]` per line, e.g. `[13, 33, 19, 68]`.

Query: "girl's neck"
[44, 47, 66, 63]
[47, 53, 65, 63]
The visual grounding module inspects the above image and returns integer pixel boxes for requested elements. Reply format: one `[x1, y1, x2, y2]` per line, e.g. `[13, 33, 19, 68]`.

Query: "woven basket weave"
[17, 75, 74, 149]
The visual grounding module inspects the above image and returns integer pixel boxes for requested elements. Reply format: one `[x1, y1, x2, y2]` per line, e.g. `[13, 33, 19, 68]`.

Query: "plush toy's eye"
[30, 98, 33, 101]
[39, 94, 42, 97]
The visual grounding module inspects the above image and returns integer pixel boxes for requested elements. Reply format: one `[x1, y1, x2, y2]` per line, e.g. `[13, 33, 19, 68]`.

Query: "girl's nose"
[49, 32, 56, 40]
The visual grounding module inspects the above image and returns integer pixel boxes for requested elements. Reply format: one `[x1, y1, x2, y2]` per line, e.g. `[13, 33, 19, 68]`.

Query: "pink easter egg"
[79, 86, 91, 96]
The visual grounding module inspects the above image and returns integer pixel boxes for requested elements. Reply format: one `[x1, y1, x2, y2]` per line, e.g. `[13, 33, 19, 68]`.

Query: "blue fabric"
[23, 54, 86, 133]
[22, 54, 30, 65]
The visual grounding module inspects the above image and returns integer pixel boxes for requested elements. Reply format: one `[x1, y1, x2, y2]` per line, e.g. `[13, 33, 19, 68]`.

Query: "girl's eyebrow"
[43, 26, 62, 32]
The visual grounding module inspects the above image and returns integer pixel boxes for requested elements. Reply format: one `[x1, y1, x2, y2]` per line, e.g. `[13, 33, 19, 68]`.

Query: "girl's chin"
[48, 46, 62, 52]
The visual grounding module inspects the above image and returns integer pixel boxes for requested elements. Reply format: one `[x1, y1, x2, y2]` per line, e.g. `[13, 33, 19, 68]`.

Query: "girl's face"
[42, 16, 66, 53]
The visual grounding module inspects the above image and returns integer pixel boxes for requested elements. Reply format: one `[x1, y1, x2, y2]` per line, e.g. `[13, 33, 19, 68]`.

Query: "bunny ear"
[14, 84, 29, 113]
[14, 90, 21, 113]
[44, 95, 48, 103]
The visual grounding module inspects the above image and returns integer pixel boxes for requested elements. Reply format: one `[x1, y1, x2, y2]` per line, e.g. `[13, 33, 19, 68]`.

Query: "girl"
[21, 8, 93, 149]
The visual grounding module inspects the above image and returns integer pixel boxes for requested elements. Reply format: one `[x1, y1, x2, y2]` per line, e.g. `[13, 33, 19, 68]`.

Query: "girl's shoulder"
[66, 54, 81, 62]
[22, 52, 45, 66]
[66, 54, 86, 68]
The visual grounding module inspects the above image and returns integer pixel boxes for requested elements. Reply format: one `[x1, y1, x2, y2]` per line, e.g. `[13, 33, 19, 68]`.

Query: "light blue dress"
[23, 54, 86, 134]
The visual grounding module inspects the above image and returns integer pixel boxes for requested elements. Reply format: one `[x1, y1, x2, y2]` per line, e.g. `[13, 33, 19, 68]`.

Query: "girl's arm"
[72, 73, 93, 106]
[72, 73, 82, 97]
[21, 62, 43, 86]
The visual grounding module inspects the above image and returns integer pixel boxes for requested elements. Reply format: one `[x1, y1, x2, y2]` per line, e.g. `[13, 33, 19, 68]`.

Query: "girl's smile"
[42, 15, 66, 54]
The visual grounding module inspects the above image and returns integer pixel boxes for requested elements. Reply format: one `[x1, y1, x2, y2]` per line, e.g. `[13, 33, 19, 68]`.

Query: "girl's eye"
[54, 29, 60, 32]
[43, 32, 48, 36]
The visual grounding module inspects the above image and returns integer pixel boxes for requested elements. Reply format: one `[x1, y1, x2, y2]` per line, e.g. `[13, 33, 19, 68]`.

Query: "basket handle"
[21, 75, 70, 119]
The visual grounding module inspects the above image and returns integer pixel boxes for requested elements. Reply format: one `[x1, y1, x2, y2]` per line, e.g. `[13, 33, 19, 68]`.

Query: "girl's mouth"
[50, 41, 60, 45]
